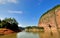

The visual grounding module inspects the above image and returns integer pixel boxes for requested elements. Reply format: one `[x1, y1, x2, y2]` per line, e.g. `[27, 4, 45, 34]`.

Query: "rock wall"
[38, 5, 60, 30]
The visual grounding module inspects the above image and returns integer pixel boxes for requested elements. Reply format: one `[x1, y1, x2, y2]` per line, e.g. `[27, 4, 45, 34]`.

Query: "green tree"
[1, 18, 20, 32]
[0, 19, 2, 28]
[3, 18, 18, 25]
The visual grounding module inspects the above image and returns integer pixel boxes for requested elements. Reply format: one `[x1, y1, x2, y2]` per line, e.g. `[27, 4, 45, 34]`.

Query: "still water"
[17, 31, 60, 38]
[17, 31, 39, 38]
[0, 31, 60, 38]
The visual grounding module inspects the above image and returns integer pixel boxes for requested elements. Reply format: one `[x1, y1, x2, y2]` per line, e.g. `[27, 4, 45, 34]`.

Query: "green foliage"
[25, 26, 32, 29]
[0, 18, 19, 32]
[4, 18, 18, 25]
[25, 26, 44, 29]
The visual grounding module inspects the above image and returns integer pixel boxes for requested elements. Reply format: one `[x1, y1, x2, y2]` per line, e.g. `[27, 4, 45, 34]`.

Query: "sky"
[0, 0, 60, 27]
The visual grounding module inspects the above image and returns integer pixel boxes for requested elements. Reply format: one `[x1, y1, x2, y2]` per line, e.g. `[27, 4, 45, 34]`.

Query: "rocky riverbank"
[0, 28, 15, 35]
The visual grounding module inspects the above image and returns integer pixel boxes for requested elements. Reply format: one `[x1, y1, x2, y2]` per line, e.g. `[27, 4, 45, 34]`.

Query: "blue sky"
[0, 0, 60, 27]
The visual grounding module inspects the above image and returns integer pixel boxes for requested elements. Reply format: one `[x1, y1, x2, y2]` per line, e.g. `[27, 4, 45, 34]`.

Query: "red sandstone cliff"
[38, 5, 60, 31]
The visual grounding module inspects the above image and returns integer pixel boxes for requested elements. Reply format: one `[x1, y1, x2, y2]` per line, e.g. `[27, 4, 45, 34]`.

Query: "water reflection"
[0, 29, 60, 38]
[17, 29, 60, 38]
[39, 29, 60, 38]
[17, 30, 60, 38]
[17, 31, 39, 38]
[0, 33, 17, 38]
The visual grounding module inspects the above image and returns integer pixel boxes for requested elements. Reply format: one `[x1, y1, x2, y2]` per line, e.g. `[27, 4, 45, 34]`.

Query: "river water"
[0, 31, 60, 38]
[17, 31, 60, 38]
[17, 31, 39, 38]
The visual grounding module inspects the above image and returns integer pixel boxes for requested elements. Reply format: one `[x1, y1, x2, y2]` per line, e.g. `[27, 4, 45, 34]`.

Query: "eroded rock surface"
[38, 5, 60, 31]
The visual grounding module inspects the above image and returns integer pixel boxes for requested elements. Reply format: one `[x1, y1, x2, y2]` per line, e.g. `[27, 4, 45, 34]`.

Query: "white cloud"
[18, 24, 26, 27]
[8, 0, 17, 3]
[8, 10, 23, 14]
[0, 18, 4, 20]
[18, 24, 37, 27]
[18, 24, 22, 27]
[0, 0, 18, 4]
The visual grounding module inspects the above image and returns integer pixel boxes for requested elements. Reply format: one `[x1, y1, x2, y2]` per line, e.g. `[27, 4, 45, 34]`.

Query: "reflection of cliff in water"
[39, 30, 60, 38]
[1, 30, 60, 38]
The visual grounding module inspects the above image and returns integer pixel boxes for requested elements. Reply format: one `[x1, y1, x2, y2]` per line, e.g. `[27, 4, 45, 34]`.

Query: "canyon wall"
[38, 5, 60, 31]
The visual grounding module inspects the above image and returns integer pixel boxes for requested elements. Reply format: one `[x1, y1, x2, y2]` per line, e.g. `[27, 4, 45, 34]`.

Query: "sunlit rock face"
[38, 5, 60, 30]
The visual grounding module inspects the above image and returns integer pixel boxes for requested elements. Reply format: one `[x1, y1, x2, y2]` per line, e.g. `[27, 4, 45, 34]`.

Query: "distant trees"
[25, 26, 32, 29]
[25, 26, 44, 29]
[25, 26, 44, 32]
[0, 18, 20, 32]
[0, 19, 1, 28]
